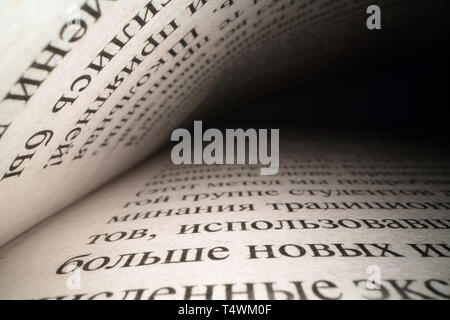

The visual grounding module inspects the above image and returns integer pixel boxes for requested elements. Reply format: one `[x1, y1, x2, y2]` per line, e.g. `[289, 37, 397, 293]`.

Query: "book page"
[0, 0, 444, 246]
[0, 130, 449, 299]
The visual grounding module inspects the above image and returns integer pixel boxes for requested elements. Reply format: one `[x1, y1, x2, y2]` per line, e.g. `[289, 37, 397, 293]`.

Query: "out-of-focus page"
[0, 131, 449, 299]
[0, 0, 444, 246]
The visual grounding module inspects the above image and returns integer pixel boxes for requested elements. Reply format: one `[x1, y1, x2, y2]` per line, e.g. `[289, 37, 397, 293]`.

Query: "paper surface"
[0, 0, 445, 245]
[1, 132, 449, 299]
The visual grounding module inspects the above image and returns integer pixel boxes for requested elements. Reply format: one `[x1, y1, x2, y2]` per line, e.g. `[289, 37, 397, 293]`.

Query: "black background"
[211, 16, 450, 141]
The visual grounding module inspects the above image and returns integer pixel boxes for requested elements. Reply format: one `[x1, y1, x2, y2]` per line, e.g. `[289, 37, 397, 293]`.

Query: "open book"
[0, 0, 449, 300]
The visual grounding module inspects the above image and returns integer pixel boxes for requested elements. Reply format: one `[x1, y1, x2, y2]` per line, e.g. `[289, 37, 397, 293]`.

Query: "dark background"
[210, 17, 449, 141]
